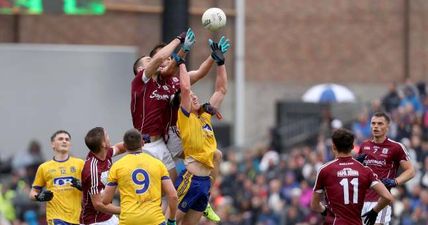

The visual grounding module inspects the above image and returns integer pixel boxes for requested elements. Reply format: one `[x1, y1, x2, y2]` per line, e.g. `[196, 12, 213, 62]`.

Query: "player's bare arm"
[396, 160, 416, 185]
[145, 36, 182, 79]
[371, 182, 394, 212]
[112, 142, 126, 156]
[188, 56, 215, 85]
[91, 193, 120, 215]
[179, 63, 191, 113]
[208, 38, 229, 109]
[189, 36, 230, 86]
[209, 65, 227, 109]
[310, 191, 326, 213]
[101, 185, 116, 208]
[162, 179, 178, 222]
[160, 28, 195, 78]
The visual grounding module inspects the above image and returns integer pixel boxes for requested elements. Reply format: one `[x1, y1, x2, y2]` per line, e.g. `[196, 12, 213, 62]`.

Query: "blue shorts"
[174, 169, 211, 212]
[48, 219, 78, 225]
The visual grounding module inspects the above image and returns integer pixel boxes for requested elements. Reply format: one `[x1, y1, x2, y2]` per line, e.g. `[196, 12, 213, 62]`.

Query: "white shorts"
[143, 138, 175, 170]
[166, 126, 183, 159]
[88, 215, 119, 225]
[362, 202, 391, 225]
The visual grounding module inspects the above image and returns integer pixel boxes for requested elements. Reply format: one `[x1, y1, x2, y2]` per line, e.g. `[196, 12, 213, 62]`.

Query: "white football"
[202, 8, 227, 32]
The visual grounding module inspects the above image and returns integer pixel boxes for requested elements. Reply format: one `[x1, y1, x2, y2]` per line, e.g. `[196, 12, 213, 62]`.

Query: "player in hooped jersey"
[312, 128, 393, 225]
[80, 127, 127, 225]
[357, 112, 415, 225]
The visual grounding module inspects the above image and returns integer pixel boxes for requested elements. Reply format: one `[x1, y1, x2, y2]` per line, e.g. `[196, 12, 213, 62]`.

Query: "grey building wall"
[0, 44, 137, 159]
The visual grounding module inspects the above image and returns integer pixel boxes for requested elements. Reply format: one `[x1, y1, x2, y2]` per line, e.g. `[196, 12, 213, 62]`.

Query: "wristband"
[171, 53, 185, 65]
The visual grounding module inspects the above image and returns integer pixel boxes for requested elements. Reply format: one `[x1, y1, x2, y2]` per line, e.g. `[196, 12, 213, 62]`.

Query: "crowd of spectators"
[0, 80, 427, 225]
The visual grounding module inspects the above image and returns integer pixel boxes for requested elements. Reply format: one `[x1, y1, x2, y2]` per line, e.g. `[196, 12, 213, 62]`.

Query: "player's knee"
[214, 149, 223, 162]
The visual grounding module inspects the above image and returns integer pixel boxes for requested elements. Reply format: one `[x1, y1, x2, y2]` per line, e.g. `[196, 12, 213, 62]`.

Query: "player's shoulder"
[38, 160, 51, 169]
[318, 159, 339, 173]
[385, 138, 406, 149]
[360, 139, 372, 146]
[70, 156, 85, 164]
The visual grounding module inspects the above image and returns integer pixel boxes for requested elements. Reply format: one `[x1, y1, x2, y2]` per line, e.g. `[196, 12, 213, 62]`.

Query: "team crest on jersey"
[382, 148, 389, 154]
[70, 166, 76, 173]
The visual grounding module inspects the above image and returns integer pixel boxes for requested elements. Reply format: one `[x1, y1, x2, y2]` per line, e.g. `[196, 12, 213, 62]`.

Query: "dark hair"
[372, 112, 391, 124]
[332, 128, 355, 153]
[133, 55, 147, 75]
[50, 130, 71, 142]
[123, 129, 142, 151]
[85, 127, 105, 153]
[149, 43, 167, 57]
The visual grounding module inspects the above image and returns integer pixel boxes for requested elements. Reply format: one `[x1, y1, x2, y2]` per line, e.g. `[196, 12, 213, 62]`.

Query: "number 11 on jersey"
[339, 178, 359, 204]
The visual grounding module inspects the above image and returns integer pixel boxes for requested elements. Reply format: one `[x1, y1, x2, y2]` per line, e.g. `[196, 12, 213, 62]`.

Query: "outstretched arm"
[144, 38, 181, 80]
[188, 56, 215, 85]
[179, 63, 192, 113]
[161, 28, 196, 78]
[189, 36, 231, 85]
[112, 142, 126, 157]
[209, 64, 227, 109]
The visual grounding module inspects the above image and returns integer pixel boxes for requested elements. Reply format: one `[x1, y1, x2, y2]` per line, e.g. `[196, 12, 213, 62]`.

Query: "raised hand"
[182, 28, 196, 52]
[208, 39, 225, 65]
[217, 36, 231, 54]
[35, 189, 54, 202]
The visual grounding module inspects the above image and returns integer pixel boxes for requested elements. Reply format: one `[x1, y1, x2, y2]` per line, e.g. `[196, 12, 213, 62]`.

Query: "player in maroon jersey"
[311, 128, 393, 225]
[356, 112, 415, 225]
[154, 37, 230, 223]
[80, 127, 126, 225]
[130, 28, 196, 183]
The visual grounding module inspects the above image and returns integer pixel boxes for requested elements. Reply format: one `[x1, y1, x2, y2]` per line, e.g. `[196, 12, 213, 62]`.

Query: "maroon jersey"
[359, 138, 410, 201]
[164, 76, 181, 129]
[131, 70, 175, 136]
[80, 148, 114, 224]
[314, 157, 379, 225]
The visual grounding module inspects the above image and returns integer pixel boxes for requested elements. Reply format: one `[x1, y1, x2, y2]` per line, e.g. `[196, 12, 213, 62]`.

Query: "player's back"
[315, 157, 378, 225]
[108, 152, 169, 225]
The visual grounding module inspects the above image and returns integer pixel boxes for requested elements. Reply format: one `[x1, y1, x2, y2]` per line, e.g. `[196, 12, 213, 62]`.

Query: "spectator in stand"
[352, 110, 371, 144]
[12, 140, 44, 184]
[400, 86, 423, 117]
[382, 81, 402, 113]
